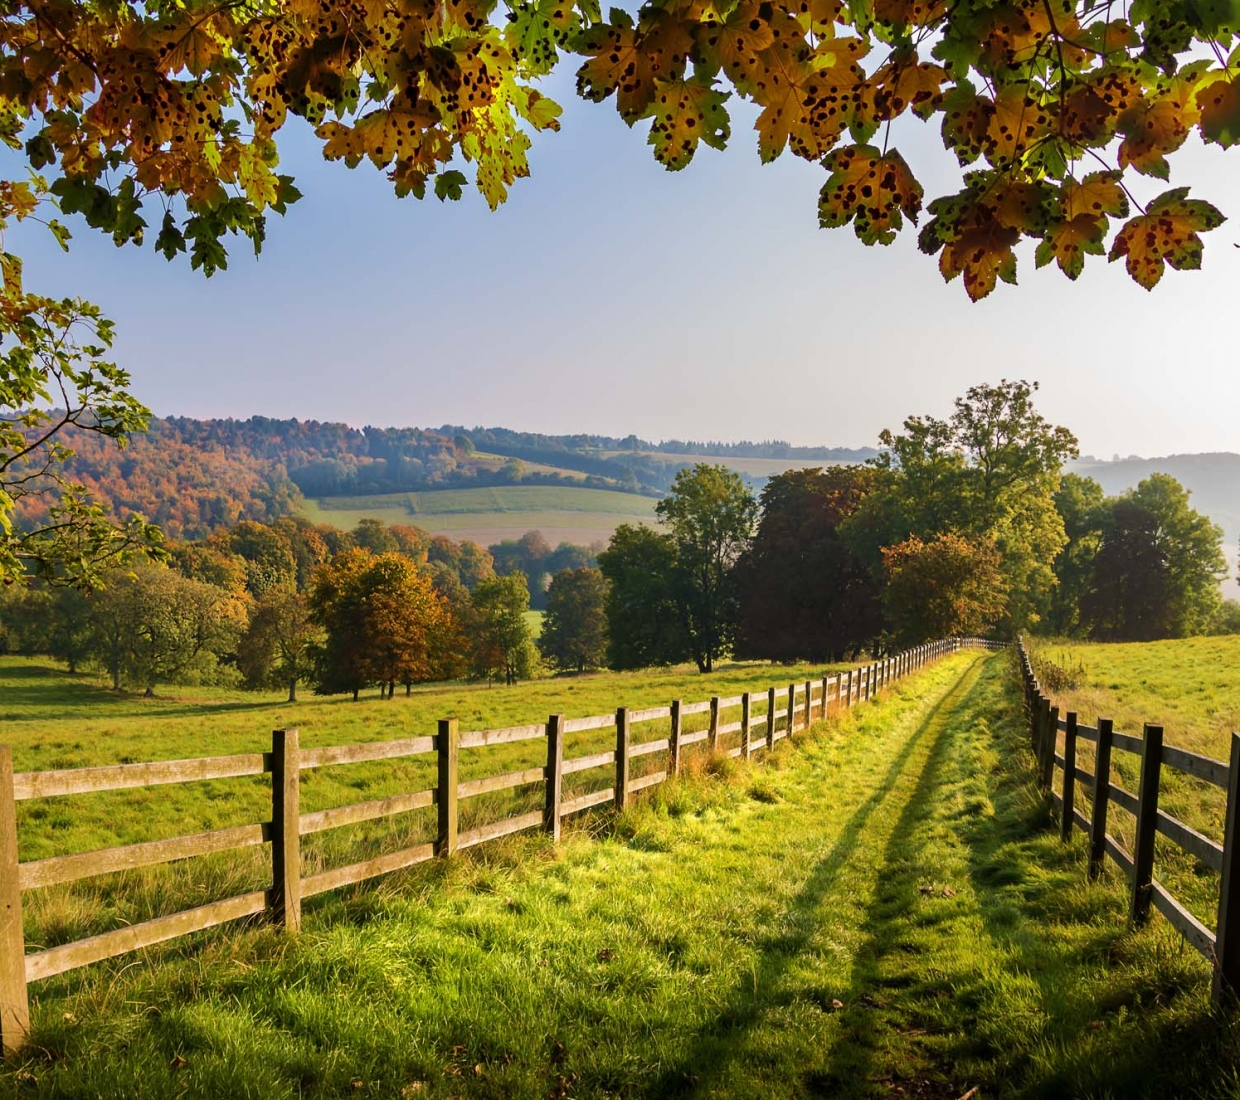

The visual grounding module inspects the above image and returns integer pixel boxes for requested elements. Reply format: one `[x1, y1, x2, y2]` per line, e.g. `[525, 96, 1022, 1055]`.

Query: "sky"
[8, 65, 1239, 459]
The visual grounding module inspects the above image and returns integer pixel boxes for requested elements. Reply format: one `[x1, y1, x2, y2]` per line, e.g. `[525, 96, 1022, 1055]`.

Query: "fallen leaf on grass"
[169, 1055, 188, 1072]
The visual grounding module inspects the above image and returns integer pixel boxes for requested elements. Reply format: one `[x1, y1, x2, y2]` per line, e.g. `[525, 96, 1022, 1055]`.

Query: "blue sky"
[10, 65, 1239, 458]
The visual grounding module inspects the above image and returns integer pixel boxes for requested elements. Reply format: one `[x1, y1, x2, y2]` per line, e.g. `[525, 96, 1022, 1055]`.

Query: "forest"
[2, 381, 1232, 701]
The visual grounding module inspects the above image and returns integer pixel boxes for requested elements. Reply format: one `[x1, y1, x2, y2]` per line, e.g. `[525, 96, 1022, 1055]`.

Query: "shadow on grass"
[637, 655, 990, 1099]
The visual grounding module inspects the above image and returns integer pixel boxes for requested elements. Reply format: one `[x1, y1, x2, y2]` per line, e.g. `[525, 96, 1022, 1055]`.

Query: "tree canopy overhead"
[0, 0, 1234, 300]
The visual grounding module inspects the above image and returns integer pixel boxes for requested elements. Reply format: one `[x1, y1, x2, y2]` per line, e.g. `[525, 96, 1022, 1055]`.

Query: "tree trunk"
[388, 679, 395, 699]
[705, 653, 713, 673]
[406, 683, 412, 696]
[352, 687, 359, 702]
[288, 678, 297, 703]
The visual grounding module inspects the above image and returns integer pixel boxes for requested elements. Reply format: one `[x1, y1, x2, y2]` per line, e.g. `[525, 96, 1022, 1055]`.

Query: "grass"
[300, 486, 657, 544]
[595, 452, 854, 478]
[3, 651, 1235, 1099]
[523, 610, 544, 639]
[0, 653, 849, 951]
[1026, 635, 1240, 941]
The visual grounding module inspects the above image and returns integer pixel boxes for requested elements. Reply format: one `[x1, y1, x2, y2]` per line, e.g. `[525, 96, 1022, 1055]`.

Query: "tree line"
[2, 381, 1233, 697]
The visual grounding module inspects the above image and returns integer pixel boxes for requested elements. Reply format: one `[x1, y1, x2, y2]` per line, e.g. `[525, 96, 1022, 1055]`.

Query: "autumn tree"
[310, 549, 453, 700]
[237, 589, 323, 702]
[469, 572, 538, 685]
[597, 524, 688, 670]
[735, 466, 883, 662]
[882, 533, 1008, 647]
[539, 567, 608, 673]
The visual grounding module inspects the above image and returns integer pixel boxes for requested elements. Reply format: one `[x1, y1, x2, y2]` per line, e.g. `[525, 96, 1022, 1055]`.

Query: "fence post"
[669, 700, 682, 778]
[1061, 712, 1077, 843]
[845, 670, 852, 707]
[709, 697, 720, 751]
[615, 708, 631, 809]
[759, 687, 771, 749]
[821, 676, 830, 720]
[1212, 732, 1240, 1005]
[0, 746, 29, 1056]
[1089, 718, 1114, 881]
[787, 684, 796, 737]
[270, 728, 301, 933]
[1041, 705, 1058, 791]
[741, 693, 752, 760]
[437, 718, 459, 858]
[545, 714, 564, 841]
[1131, 724, 1164, 927]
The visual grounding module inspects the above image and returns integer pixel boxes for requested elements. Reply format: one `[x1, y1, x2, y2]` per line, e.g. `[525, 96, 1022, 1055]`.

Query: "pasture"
[597, 450, 852, 478]
[300, 485, 658, 546]
[2, 651, 1232, 1099]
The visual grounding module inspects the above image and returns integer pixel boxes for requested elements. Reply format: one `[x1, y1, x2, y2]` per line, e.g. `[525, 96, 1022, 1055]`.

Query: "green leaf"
[434, 170, 469, 201]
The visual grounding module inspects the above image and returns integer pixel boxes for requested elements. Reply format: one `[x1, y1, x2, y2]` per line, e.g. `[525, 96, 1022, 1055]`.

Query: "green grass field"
[596, 451, 851, 478]
[1026, 635, 1240, 934]
[300, 485, 658, 547]
[2, 652, 1234, 1099]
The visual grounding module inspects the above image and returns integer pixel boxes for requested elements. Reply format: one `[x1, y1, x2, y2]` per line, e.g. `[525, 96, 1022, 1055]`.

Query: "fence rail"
[1016, 639, 1240, 1006]
[0, 637, 997, 1053]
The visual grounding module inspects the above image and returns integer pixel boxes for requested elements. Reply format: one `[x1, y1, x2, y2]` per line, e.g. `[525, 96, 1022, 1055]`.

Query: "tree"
[237, 589, 322, 702]
[1080, 475, 1227, 640]
[87, 565, 244, 695]
[469, 573, 538, 685]
[858, 380, 1077, 634]
[735, 467, 883, 662]
[882, 534, 1008, 647]
[539, 568, 608, 672]
[1046, 473, 1108, 635]
[597, 524, 688, 671]
[309, 549, 453, 700]
[657, 464, 758, 673]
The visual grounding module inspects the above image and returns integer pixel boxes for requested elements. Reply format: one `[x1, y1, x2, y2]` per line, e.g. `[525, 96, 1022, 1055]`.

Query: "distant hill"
[1069, 453, 1240, 596]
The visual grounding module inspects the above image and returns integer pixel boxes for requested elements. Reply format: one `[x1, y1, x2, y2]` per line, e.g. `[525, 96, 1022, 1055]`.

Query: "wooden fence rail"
[1016, 638, 1240, 1006]
[0, 636, 998, 1053]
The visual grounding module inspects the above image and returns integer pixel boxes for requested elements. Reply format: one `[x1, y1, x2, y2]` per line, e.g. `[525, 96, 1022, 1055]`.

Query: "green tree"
[237, 589, 322, 702]
[539, 567, 608, 673]
[469, 573, 538, 685]
[735, 466, 883, 663]
[597, 524, 687, 671]
[657, 464, 757, 673]
[1046, 473, 1108, 635]
[882, 533, 1008, 647]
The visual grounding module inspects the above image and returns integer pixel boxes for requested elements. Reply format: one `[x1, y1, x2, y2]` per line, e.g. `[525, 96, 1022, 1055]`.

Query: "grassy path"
[3, 653, 1234, 1099]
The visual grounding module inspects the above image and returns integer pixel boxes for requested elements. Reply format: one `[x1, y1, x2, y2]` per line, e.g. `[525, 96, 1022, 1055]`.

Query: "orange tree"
[1, 0, 1236, 578]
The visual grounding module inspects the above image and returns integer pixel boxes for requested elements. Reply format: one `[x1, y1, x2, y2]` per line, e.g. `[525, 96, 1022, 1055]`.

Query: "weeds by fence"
[1017, 638, 1240, 1006]
[0, 638, 1002, 1053]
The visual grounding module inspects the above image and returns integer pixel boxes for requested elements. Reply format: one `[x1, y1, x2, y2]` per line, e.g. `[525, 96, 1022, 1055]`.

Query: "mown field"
[1026, 635, 1240, 936]
[2, 651, 1234, 1099]
[300, 485, 658, 546]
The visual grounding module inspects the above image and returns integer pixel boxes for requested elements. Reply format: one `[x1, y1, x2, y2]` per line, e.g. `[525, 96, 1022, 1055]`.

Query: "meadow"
[3, 651, 1234, 1099]
[300, 485, 658, 545]
[1026, 635, 1240, 934]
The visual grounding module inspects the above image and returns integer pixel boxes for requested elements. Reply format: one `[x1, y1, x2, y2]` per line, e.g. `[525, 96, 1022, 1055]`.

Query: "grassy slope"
[300, 486, 657, 543]
[1026, 635, 1240, 935]
[3, 653, 1235, 1099]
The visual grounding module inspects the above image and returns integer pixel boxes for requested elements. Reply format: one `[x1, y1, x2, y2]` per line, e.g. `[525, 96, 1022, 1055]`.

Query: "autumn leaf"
[1035, 214, 1106, 279]
[641, 76, 730, 168]
[1061, 170, 1129, 220]
[1117, 71, 1202, 178]
[940, 81, 991, 165]
[505, 0, 581, 76]
[574, 12, 694, 122]
[1108, 186, 1227, 289]
[693, 0, 776, 92]
[984, 84, 1050, 167]
[818, 144, 922, 244]
[871, 55, 946, 120]
[1197, 72, 1240, 147]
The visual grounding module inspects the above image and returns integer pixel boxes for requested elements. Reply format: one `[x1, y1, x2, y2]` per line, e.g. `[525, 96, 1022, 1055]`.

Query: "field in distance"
[301, 484, 658, 545]
[598, 450, 852, 478]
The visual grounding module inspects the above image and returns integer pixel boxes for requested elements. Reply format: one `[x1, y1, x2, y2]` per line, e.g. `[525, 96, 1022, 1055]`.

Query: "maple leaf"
[872, 0, 948, 29]
[505, 0, 581, 76]
[1117, 71, 1202, 178]
[1061, 170, 1129, 220]
[984, 84, 1050, 167]
[693, 0, 777, 93]
[940, 81, 991, 165]
[1108, 186, 1227, 289]
[753, 39, 868, 161]
[871, 56, 946, 121]
[818, 144, 922, 244]
[574, 12, 694, 122]
[641, 76, 731, 168]
[1035, 214, 1106, 278]
[919, 178, 1022, 300]
[1198, 72, 1240, 147]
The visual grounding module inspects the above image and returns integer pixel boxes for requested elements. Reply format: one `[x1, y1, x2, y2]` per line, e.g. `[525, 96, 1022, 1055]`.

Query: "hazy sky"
[9, 66, 1239, 458]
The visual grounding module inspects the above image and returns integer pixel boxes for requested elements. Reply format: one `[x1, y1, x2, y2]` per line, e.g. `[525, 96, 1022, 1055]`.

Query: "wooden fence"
[1017, 639, 1240, 1005]
[0, 637, 1000, 1053]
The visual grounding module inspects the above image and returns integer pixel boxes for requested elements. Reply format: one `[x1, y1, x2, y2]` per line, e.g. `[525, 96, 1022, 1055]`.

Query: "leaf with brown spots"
[1117, 70, 1203, 178]
[1198, 72, 1240, 148]
[818, 143, 922, 244]
[574, 11, 695, 121]
[1108, 186, 1226, 289]
[871, 55, 946, 121]
[984, 84, 1050, 167]
[641, 75, 731, 167]
[1061, 170, 1129, 220]
[1035, 214, 1106, 278]
[693, 0, 777, 92]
